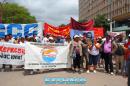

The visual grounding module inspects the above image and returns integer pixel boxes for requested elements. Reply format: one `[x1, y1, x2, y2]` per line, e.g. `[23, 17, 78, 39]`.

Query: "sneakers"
[93, 70, 97, 73]
[110, 72, 114, 75]
[87, 70, 97, 73]
[87, 70, 90, 73]
[75, 69, 79, 72]
[30, 71, 34, 75]
[80, 69, 84, 72]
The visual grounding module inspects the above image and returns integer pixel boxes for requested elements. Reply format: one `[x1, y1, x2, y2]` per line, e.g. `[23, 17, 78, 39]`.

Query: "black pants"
[2, 64, 12, 69]
[128, 61, 130, 86]
[104, 53, 113, 72]
[80, 56, 84, 68]
[73, 54, 81, 69]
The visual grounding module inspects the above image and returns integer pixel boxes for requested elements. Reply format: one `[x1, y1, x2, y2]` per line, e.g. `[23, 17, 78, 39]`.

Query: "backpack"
[115, 44, 124, 55]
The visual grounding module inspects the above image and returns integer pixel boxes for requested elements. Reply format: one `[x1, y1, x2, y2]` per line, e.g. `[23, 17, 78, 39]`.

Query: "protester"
[25, 36, 29, 41]
[124, 34, 130, 76]
[48, 37, 55, 43]
[32, 34, 37, 42]
[97, 37, 104, 68]
[0, 38, 5, 42]
[8, 34, 15, 43]
[4, 35, 10, 42]
[42, 34, 49, 43]
[123, 34, 130, 86]
[35, 36, 41, 43]
[103, 35, 114, 75]
[64, 36, 71, 45]
[55, 36, 64, 43]
[87, 39, 101, 73]
[113, 35, 125, 75]
[1, 35, 13, 72]
[80, 33, 89, 71]
[128, 62, 130, 86]
[78, 34, 84, 72]
[69, 35, 82, 74]
[14, 38, 19, 44]
[19, 37, 25, 44]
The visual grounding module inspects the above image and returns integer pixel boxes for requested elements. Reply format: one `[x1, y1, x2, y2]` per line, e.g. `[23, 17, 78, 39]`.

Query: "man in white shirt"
[8, 34, 15, 43]
[42, 34, 49, 43]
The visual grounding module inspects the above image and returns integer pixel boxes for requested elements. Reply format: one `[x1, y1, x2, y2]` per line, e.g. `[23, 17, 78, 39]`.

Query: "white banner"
[25, 43, 71, 69]
[107, 31, 126, 37]
[0, 42, 25, 65]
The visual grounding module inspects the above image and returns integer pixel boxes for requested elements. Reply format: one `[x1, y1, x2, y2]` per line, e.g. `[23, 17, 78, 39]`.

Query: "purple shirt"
[104, 40, 112, 53]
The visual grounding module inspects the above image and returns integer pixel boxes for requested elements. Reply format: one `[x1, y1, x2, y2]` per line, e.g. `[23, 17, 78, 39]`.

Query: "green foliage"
[0, 3, 37, 23]
[94, 14, 110, 31]
[78, 19, 87, 23]
[59, 24, 66, 27]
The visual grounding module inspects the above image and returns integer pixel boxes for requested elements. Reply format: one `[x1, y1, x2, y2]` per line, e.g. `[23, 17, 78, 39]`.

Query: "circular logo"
[42, 48, 57, 63]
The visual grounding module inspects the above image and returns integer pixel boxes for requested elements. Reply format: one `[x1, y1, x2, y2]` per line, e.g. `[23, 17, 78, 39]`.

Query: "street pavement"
[0, 69, 127, 86]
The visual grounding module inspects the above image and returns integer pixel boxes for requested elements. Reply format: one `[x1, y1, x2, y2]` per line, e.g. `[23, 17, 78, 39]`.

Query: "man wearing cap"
[48, 37, 55, 43]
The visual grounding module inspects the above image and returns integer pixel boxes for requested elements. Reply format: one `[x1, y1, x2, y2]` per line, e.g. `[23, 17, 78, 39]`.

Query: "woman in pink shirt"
[103, 35, 114, 75]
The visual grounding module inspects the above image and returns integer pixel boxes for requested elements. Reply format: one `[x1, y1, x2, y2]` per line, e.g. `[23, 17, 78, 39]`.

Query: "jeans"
[124, 60, 130, 75]
[88, 54, 99, 65]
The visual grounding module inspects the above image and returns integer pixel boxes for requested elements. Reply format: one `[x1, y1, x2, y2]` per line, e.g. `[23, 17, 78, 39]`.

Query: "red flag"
[91, 27, 104, 38]
[71, 18, 94, 31]
[44, 23, 70, 37]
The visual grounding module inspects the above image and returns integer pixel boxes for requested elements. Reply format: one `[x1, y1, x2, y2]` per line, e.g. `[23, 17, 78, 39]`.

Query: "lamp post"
[108, 0, 112, 32]
[110, 19, 113, 32]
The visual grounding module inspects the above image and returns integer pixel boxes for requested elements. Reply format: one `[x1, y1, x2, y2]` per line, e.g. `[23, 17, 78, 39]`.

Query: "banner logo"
[42, 48, 57, 63]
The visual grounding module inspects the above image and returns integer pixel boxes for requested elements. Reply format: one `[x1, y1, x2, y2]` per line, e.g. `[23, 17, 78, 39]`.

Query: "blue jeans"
[124, 60, 130, 75]
[128, 61, 130, 86]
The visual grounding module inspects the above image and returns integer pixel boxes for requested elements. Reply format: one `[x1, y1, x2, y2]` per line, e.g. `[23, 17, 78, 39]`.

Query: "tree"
[0, 3, 37, 23]
[78, 19, 88, 23]
[59, 24, 66, 27]
[94, 14, 110, 31]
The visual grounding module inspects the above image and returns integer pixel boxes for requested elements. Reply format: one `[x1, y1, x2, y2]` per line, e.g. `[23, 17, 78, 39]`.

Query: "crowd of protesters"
[43, 33, 130, 77]
[0, 33, 130, 85]
[0, 34, 38, 44]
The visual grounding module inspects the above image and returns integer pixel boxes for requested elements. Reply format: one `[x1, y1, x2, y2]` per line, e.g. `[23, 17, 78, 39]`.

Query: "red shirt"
[124, 41, 130, 60]
[124, 41, 130, 48]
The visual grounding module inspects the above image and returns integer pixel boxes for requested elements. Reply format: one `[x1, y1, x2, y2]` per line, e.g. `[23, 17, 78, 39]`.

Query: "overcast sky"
[5, 0, 78, 26]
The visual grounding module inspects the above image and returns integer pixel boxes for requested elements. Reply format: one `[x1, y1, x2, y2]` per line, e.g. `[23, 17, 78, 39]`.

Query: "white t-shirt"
[88, 45, 99, 55]
[8, 38, 15, 43]
[42, 37, 49, 43]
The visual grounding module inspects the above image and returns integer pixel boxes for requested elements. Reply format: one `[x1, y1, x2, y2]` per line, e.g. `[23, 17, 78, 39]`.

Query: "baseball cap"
[49, 37, 54, 40]
[128, 34, 130, 37]
[74, 35, 79, 38]
[79, 34, 83, 37]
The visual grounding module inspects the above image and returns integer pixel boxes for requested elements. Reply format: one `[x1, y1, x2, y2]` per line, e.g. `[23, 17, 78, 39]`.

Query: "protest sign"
[0, 42, 25, 65]
[25, 43, 70, 69]
[0, 23, 39, 38]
